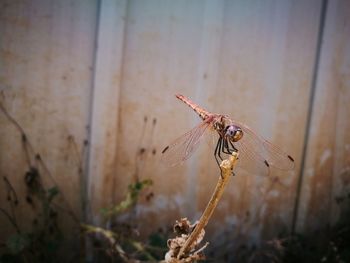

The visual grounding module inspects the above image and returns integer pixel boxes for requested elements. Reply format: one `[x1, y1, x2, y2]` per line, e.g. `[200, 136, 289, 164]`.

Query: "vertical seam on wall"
[187, 0, 208, 219]
[84, 0, 102, 223]
[112, 0, 130, 204]
[291, 0, 328, 234]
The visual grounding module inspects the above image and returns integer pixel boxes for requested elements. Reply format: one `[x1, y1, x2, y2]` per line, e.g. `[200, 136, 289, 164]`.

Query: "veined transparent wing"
[231, 119, 295, 172]
[161, 119, 211, 167]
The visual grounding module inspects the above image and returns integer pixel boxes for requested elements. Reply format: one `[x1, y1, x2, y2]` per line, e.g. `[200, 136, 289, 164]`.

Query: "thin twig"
[0, 101, 26, 136]
[0, 101, 34, 166]
[0, 207, 21, 233]
[177, 151, 239, 260]
[3, 176, 19, 231]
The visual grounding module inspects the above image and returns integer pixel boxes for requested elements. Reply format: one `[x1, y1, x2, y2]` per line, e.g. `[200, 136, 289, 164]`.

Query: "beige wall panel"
[0, 0, 97, 238]
[296, 0, 350, 233]
[196, 0, 323, 242]
[101, 0, 323, 242]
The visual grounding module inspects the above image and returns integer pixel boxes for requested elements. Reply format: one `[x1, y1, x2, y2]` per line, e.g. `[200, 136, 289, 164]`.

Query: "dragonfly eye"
[225, 126, 243, 142]
[233, 128, 243, 142]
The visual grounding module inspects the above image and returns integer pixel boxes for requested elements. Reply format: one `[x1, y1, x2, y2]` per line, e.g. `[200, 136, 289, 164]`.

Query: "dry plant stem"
[177, 152, 239, 259]
[0, 100, 79, 223]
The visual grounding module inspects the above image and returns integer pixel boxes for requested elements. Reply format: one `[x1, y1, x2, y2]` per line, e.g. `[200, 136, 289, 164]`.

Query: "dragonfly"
[161, 94, 295, 176]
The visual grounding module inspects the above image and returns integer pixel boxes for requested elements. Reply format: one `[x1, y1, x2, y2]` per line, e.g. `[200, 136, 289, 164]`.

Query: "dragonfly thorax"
[225, 125, 243, 142]
[212, 118, 225, 132]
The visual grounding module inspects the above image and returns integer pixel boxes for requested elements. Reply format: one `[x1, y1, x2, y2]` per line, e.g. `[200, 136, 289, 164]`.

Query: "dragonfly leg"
[214, 138, 224, 178]
[220, 138, 236, 177]
[214, 138, 221, 165]
[217, 138, 224, 161]
[228, 140, 238, 153]
[222, 139, 232, 154]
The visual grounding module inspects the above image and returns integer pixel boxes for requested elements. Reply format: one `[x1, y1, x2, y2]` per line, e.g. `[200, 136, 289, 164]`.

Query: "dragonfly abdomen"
[175, 94, 210, 120]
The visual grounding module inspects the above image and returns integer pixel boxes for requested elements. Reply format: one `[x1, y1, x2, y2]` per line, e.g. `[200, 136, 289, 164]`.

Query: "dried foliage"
[164, 218, 207, 263]
[0, 98, 166, 262]
[0, 178, 63, 263]
[164, 152, 238, 262]
[0, 96, 79, 262]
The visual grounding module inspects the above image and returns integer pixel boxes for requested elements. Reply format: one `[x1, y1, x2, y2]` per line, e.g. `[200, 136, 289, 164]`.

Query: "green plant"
[82, 179, 168, 262]
[101, 179, 153, 218]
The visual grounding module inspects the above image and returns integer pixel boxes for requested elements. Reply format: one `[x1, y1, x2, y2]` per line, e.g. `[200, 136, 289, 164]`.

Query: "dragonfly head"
[225, 125, 243, 142]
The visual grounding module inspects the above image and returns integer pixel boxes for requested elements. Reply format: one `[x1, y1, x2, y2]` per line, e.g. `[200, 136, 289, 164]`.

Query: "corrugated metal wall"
[1, 0, 349, 246]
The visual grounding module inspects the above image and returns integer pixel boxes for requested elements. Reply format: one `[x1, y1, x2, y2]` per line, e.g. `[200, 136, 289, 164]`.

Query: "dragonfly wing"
[231, 120, 295, 171]
[261, 138, 295, 170]
[161, 120, 211, 167]
[234, 137, 270, 176]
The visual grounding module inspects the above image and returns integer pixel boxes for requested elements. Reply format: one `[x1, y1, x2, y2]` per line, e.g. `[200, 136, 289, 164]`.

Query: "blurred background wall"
[0, 0, 349, 255]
